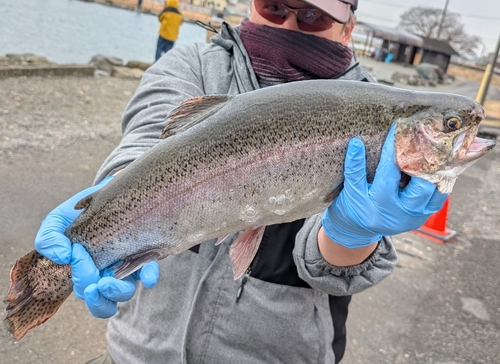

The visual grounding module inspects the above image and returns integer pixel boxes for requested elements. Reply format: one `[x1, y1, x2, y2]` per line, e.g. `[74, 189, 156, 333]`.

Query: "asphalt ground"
[0, 63, 499, 363]
[343, 145, 500, 364]
[348, 58, 500, 364]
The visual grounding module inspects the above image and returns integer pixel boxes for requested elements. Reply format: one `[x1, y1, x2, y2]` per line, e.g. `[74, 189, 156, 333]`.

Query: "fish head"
[394, 95, 496, 194]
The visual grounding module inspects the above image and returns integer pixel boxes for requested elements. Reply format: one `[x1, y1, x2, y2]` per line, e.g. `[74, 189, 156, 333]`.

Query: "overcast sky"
[355, 0, 500, 56]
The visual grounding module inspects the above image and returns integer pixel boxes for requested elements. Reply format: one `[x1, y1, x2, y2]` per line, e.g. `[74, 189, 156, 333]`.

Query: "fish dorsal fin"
[162, 95, 231, 139]
[229, 226, 265, 280]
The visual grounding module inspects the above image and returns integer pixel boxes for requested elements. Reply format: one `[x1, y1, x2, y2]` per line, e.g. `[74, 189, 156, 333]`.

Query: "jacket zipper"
[235, 267, 252, 303]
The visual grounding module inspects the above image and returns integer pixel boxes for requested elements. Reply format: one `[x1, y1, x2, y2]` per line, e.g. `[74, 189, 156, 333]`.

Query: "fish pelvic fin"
[110, 249, 166, 280]
[4, 250, 73, 341]
[229, 227, 265, 280]
[162, 95, 231, 139]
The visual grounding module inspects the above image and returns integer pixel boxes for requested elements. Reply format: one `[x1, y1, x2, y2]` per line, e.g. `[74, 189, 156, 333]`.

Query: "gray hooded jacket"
[97, 23, 398, 364]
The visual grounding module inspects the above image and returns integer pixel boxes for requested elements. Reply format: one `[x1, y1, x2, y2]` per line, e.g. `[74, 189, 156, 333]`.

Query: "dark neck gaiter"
[239, 19, 353, 87]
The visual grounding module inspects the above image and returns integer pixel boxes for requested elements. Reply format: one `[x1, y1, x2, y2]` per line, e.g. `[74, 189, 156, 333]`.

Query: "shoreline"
[79, 0, 245, 26]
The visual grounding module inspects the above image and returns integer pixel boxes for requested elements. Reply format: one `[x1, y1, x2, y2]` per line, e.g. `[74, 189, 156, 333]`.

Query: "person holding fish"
[9, 0, 458, 363]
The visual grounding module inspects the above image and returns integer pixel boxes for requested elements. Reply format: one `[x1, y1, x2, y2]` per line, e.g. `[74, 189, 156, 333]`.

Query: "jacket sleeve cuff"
[293, 215, 398, 295]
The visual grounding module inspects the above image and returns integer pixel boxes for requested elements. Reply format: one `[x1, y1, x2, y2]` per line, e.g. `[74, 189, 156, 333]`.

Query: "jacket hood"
[210, 22, 242, 51]
[166, 0, 179, 7]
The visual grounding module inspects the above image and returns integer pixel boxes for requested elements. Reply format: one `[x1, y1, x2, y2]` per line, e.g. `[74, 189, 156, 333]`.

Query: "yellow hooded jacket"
[158, 0, 183, 42]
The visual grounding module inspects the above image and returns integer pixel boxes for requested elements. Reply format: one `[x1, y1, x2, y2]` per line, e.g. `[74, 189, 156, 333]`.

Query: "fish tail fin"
[229, 227, 265, 280]
[4, 250, 73, 341]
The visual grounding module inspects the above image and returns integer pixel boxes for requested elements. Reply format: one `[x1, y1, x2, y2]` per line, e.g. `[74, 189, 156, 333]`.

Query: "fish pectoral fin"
[229, 226, 265, 280]
[74, 191, 98, 210]
[323, 182, 344, 204]
[162, 95, 231, 139]
[4, 250, 73, 341]
[110, 249, 166, 280]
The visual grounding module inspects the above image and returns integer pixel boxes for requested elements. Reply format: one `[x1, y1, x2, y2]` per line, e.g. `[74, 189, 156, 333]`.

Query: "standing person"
[35, 0, 448, 363]
[155, 0, 183, 61]
[137, 0, 143, 11]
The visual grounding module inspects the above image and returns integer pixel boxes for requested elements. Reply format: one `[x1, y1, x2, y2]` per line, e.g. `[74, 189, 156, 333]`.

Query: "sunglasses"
[254, 0, 336, 32]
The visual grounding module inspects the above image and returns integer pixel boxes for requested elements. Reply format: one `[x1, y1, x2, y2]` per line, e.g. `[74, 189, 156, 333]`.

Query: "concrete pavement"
[343, 142, 500, 364]
[0, 64, 499, 363]
[345, 58, 500, 363]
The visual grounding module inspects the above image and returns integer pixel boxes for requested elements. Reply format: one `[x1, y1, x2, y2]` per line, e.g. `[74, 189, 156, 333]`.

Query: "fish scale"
[4, 79, 495, 341]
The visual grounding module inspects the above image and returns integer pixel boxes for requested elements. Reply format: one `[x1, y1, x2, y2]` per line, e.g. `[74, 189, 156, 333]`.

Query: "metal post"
[363, 33, 369, 56]
[476, 34, 500, 105]
[436, 0, 450, 39]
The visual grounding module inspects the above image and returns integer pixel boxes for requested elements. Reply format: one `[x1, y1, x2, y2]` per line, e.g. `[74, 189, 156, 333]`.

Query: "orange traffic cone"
[411, 197, 457, 244]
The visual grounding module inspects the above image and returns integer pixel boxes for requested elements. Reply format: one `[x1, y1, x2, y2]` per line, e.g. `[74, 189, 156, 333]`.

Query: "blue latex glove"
[35, 176, 160, 318]
[72, 244, 159, 318]
[322, 124, 449, 248]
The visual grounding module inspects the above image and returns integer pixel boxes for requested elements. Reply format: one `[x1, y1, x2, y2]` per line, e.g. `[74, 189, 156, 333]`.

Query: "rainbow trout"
[5, 80, 496, 340]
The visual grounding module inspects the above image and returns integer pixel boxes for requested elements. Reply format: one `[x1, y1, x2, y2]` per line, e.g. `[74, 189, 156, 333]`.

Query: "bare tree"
[398, 6, 482, 57]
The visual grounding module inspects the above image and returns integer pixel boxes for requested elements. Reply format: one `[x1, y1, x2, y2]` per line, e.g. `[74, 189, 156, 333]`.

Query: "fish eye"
[444, 116, 462, 131]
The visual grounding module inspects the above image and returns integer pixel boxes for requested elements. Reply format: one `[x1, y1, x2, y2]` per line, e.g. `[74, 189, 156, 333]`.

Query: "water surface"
[0, 0, 206, 64]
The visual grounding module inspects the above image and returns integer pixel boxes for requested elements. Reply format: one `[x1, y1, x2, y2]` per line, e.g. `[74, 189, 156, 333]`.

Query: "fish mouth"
[456, 135, 496, 164]
[451, 124, 496, 166]
[415, 122, 496, 169]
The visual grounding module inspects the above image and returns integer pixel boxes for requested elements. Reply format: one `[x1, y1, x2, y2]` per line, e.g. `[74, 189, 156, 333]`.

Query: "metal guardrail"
[179, 3, 212, 14]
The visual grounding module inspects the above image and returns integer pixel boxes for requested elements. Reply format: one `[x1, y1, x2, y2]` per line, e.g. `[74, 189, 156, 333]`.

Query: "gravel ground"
[0, 75, 140, 363]
[0, 73, 498, 364]
[0, 76, 139, 159]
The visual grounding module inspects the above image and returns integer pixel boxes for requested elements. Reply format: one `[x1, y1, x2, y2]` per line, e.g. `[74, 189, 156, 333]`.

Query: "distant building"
[190, 0, 228, 12]
[355, 21, 462, 73]
[355, 22, 423, 65]
[224, 1, 250, 17]
[484, 52, 500, 69]
[419, 37, 459, 73]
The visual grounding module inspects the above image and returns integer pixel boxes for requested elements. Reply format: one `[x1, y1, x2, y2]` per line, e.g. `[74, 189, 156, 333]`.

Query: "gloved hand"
[72, 243, 159, 318]
[322, 124, 449, 249]
[35, 176, 160, 318]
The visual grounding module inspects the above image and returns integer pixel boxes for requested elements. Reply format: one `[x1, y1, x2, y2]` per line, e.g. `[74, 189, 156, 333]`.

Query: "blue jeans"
[155, 36, 174, 61]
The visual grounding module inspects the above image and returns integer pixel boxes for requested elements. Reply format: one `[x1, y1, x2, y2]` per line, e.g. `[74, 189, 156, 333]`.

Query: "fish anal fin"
[110, 249, 166, 280]
[215, 234, 230, 246]
[4, 250, 73, 341]
[162, 95, 231, 139]
[229, 227, 265, 280]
